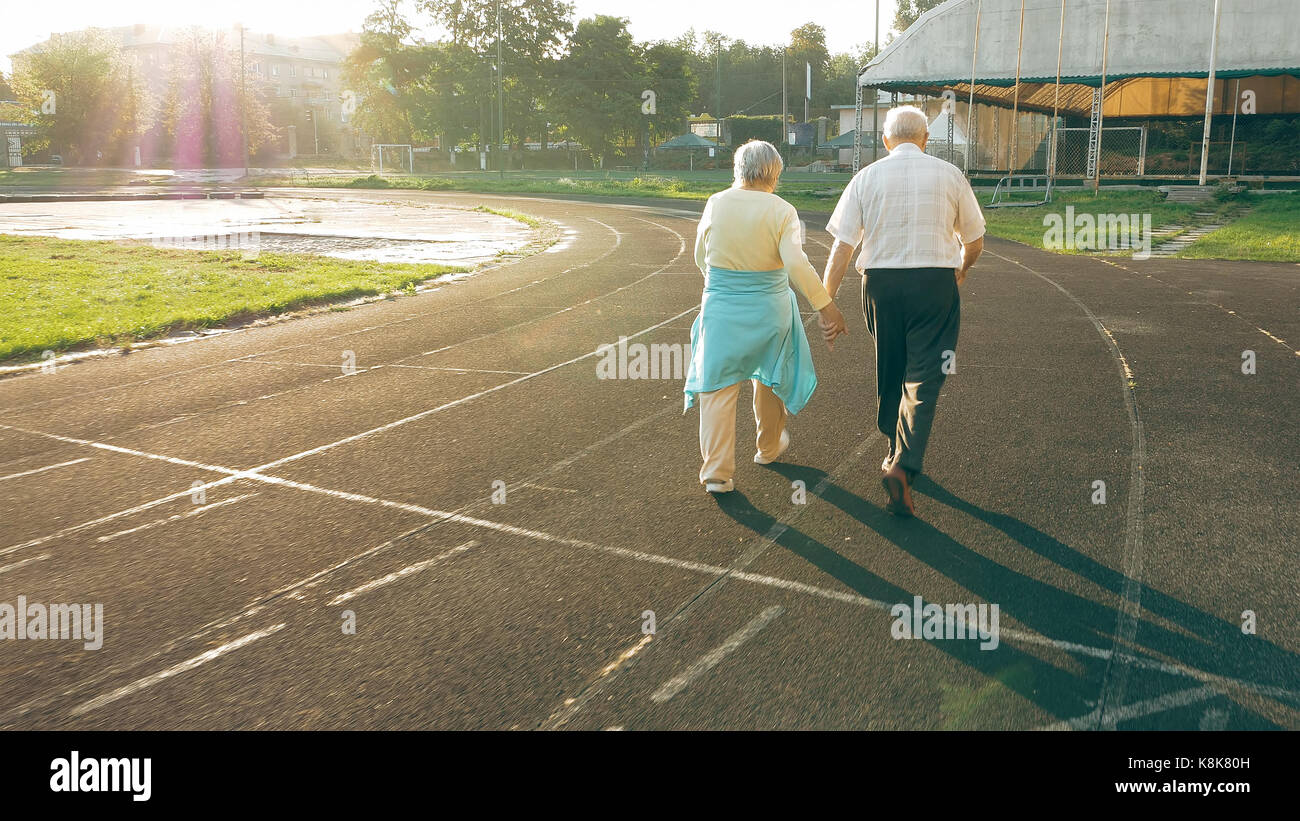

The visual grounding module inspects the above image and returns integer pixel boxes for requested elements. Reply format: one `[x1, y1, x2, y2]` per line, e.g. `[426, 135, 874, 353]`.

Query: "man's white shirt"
[826, 142, 986, 271]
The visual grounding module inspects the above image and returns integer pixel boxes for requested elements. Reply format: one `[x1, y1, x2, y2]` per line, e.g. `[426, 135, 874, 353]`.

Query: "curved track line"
[985, 248, 1147, 731]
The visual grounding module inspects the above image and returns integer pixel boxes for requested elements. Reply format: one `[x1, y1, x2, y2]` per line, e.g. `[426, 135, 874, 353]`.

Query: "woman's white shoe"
[753, 429, 791, 465]
[705, 479, 735, 493]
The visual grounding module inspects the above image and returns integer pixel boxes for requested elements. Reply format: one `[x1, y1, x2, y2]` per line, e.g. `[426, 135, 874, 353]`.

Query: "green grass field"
[1179, 192, 1300, 262]
[264, 173, 1299, 261]
[259, 170, 853, 213]
[0, 236, 464, 363]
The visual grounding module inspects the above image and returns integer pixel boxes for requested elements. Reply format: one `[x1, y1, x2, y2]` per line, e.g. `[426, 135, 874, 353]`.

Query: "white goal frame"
[371, 144, 414, 175]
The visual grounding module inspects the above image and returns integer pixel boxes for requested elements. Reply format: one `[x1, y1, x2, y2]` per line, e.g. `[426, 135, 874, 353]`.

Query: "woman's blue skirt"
[683, 266, 817, 415]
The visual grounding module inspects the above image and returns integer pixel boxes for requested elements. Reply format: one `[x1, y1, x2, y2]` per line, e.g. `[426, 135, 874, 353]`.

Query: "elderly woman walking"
[685, 140, 848, 493]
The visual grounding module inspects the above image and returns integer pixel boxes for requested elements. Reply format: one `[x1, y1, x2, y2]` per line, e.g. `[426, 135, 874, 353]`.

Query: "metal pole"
[1198, 0, 1223, 185]
[1094, 0, 1111, 194]
[1008, 0, 1026, 190]
[1228, 77, 1240, 175]
[240, 24, 248, 177]
[1049, 0, 1066, 179]
[853, 78, 863, 172]
[782, 50, 787, 147]
[496, 0, 504, 179]
[872, 0, 880, 162]
[967, 0, 982, 175]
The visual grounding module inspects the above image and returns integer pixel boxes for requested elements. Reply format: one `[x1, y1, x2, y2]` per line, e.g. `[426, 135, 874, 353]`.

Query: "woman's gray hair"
[732, 139, 784, 188]
[882, 105, 929, 143]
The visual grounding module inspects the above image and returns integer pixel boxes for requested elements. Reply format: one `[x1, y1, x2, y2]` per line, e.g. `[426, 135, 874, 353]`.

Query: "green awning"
[658, 133, 719, 150]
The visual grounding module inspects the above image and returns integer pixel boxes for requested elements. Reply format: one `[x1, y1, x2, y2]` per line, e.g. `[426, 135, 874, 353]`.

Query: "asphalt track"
[1, 188, 1296, 730]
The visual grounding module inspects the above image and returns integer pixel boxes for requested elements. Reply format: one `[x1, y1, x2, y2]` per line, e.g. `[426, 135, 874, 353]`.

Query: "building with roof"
[851, 0, 1299, 181]
[11, 24, 365, 163]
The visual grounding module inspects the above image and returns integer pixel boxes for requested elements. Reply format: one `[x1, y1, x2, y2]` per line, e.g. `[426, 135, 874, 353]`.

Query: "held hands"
[818, 302, 848, 351]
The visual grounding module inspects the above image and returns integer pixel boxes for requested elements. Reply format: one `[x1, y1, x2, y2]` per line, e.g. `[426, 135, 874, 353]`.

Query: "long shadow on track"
[711, 462, 1300, 728]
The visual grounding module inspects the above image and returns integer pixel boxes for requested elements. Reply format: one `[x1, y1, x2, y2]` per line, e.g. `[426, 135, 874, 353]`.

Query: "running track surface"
[1, 188, 1297, 730]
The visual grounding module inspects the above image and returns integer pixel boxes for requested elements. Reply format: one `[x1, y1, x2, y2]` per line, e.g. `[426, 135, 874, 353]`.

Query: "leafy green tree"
[419, 0, 574, 147]
[8, 29, 145, 164]
[640, 41, 697, 145]
[894, 0, 947, 32]
[787, 23, 830, 115]
[157, 28, 275, 167]
[343, 1, 421, 144]
[550, 15, 641, 163]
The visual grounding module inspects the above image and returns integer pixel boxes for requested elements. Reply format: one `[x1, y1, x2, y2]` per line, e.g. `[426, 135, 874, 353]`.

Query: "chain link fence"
[1052, 126, 1146, 176]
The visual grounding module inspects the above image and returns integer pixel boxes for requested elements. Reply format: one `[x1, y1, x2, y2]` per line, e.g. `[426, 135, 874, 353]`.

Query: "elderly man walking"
[820, 106, 985, 517]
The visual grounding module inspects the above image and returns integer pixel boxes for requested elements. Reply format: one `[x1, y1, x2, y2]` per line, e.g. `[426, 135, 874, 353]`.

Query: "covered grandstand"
[852, 0, 1300, 184]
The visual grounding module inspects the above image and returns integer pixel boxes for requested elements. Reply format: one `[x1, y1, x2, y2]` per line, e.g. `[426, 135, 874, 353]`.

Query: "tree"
[8, 29, 145, 164]
[787, 23, 830, 116]
[419, 0, 574, 147]
[343, 2, 423, 144]
[158, 28, 275, 167]
[894, 0, 947, 33]
[550, 16, 642, 163]
[640, 40, 697, 145]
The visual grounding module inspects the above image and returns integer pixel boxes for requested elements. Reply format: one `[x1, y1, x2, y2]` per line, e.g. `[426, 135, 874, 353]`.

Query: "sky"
[0, 0, 901, 73]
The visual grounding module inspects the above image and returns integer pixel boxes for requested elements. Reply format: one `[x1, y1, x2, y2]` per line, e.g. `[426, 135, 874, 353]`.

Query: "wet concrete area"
[0, 197, 533, 265]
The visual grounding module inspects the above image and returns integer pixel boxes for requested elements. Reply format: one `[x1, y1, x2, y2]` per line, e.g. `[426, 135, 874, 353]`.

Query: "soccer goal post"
[371, 144, 414, 175]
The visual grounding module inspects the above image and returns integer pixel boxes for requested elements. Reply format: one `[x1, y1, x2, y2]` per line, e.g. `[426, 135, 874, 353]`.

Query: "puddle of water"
[0, 197, 532, 266]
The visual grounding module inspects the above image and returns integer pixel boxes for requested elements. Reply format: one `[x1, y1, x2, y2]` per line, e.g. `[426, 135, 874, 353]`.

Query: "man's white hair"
[882, 105, 929, 143]
[732, 139, 783, 187]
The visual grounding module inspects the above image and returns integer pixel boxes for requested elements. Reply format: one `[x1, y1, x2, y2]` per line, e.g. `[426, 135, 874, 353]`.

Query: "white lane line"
[386, 364, 531, 375]
[416, 213, 687, 359]
[0, 553, 51, 576]
[0, 424, 242, 477]
[250, 306, 696, 472]
[70, 624, 287, 716]
[96, 493, 258, 543]
[328, 540, 477, 606]
[650, 606, 785, 703]
[1091, 256, 1298, 355]
[7, 414, 1296, 709]
[985, 248, 1148, 732]
[233, 359, 345, 370]
[1036, 686, 1219, 731]
[0, 477, 243, 558]
[0, 458, 90, 483]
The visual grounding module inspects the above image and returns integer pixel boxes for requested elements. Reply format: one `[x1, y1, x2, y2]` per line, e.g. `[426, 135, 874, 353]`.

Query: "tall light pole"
[496, 0, 504, 179]
[1198, 0, 1223, 185]
[238, 22, 248, 177]
[872, 0, 880, 162]
[1093, 0, 1111, 195]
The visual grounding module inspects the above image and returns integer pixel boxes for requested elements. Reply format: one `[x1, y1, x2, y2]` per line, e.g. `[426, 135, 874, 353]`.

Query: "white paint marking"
[0, 458, 90, 483]
[329, 540, 477, 605]
[96, 493, 257, 543]
[0, 553, 51, 576]
[71, 624, 287, 716]
[1036, 686, 1219, 731]
[650, 606, 785, 703]
[0, 477, 243, 558]
[251, 306, 696, 472]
